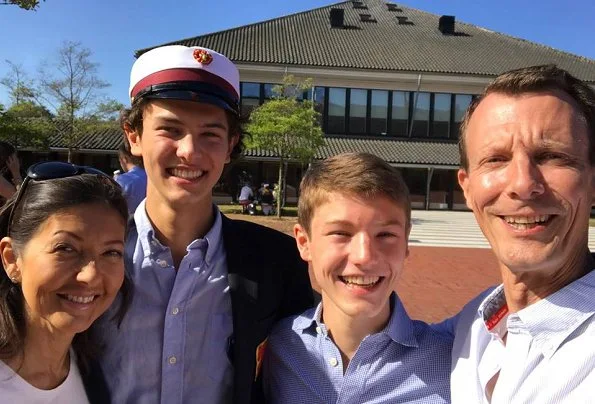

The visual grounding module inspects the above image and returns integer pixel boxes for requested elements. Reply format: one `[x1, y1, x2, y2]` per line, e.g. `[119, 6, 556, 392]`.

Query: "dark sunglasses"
[7, 161, 111, 236]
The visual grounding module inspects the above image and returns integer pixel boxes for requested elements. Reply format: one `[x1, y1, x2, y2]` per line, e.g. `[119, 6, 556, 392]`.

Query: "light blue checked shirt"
[263, 293, 451, 404]
[94, 201, 233, 404]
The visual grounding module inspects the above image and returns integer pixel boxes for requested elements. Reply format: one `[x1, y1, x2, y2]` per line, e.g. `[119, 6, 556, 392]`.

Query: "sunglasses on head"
[7, 161, 111, 236]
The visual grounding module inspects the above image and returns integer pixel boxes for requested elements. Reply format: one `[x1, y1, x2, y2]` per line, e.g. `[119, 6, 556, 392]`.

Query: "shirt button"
[168, 356, 177, 365]
[315, 326, 321, 334]
[157, 259, 168, 268]
[151, 240, 158, 246]
[329, 357, 338, 367]
[172, 307, 179, 315]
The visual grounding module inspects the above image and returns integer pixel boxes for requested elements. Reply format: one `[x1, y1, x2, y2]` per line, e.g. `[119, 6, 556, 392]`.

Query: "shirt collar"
[515, 269, 595, 357]
[133, 201, 223, 267]
[294, 293, 418, 348]
[479, 270, 595, 357]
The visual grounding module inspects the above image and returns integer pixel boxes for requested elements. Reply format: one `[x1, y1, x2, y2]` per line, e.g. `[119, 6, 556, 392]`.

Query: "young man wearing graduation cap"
[89, 45, 314, 404]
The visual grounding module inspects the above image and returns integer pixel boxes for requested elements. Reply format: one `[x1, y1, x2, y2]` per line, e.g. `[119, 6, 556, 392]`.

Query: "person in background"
[0, 161, 130, 403]
[451, 64, 595, 402]
[263, 152, 451, 403]
[114, 141, 147, 215]
[260, 184, 274, 216]
[0, 141, 22, 203]
[238, 181, 255, 214]
[91, 44, 313, 404]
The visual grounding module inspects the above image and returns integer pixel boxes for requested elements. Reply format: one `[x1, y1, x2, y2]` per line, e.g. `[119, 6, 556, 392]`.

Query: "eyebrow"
[53, 231, 124, 246]
[324, 219, 406, 227]
[153, 116, 228, 130]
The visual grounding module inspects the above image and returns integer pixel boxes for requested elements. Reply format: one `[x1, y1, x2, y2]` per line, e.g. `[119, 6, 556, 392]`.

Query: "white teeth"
[65, 295, 95, 304]
[171, 168, 203, 179]
[341, 276, 380, 286]
[503, 215, 549, 224]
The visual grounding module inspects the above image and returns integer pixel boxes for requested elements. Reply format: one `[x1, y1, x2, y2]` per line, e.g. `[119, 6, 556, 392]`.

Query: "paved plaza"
[409, 210, 595, 250]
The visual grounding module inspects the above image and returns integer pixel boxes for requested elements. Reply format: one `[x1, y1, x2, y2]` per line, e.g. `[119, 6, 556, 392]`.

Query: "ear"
[293, 223, 312, 262]
[405, 222, 412, 258]
[457, 168, 472, 210]
[124, 125, 143, 158]
[0, 237, 20, 282]
[225, 134, 240, 164]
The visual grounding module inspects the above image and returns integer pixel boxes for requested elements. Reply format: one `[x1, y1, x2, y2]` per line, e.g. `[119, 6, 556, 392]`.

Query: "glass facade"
[370, 90, 388, 135]
[239, 81, 476, 141]
[432, 93, 451, 139]
[327, 87, 347, 134]
[349, 89, 367, 134]
[411, 92, 430, 137]
[391, 91, 409, 137]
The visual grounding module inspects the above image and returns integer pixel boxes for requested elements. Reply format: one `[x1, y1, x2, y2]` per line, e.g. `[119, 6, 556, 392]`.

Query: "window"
[241, 82, 261, 116]
[453, 94, 473, 139]
[263, 83, 276, 99]
[311, 87, 326, 127]
[432, 93, 451, 138]
[349, 89, 367, 134]
[370, 90, 388, 135]
[327, 88, 346, 134]
[411, 92, 430, 137]
[391, 91, 409, 137]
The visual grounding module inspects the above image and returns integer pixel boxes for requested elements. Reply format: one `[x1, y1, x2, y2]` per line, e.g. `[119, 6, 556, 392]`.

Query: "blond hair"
[298, 152, 411, 234]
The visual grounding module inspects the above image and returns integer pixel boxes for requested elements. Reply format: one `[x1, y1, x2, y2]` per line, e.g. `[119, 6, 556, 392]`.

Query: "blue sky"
[1, 0, 594, 107]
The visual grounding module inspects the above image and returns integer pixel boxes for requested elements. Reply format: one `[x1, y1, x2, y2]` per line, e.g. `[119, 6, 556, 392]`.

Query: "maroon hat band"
[130, 68, 239, 101]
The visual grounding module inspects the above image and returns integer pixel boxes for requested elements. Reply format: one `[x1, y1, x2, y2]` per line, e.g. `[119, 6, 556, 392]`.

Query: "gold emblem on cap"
[193, 49, 213, 65]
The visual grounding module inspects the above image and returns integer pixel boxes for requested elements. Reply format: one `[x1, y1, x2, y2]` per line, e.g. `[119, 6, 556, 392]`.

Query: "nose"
[350, 233, 375, 266]
[506, 155, 545, 200]
[76, 259, 101, 286]
[176, 134, 200, 162]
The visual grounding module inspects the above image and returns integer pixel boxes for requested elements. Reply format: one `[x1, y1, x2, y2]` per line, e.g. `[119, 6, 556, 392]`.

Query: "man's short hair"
[459, 64, 595, 170]
[297, 152, 411, 235]
[118, 134, 144, 168]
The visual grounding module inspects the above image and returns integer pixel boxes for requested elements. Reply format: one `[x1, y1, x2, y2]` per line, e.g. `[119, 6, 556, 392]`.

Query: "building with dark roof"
[43, 0, 595, 208]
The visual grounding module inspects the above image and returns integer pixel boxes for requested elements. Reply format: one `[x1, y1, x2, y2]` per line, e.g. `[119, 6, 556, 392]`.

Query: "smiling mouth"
[339, 276, 383, 288]
[168, 168, 205, 180]
[58, 294, 99, 304]
[500, 215, 553, 230]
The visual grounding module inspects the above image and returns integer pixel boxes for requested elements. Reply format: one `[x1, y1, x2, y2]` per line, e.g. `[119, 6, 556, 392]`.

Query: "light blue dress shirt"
[114, 166, 147, 215]
[95, 200, 234, 404]
[263, 293, 452, 404]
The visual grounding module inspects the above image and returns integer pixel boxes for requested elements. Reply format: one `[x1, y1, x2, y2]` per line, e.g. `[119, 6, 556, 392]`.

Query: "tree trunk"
[67, 147, 73, 163]
[276, 158, 283, 218]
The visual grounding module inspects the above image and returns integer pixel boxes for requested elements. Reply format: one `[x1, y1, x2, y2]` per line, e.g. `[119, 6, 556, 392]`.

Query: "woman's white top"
[0, 350, 89, 403]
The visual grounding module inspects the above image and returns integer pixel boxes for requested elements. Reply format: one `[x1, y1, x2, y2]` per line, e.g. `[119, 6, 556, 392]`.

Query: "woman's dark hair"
[0, 173, 132, 372]
[0, 141, 16, 182]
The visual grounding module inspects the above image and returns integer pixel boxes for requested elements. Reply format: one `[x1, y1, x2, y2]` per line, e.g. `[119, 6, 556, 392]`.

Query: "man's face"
[127, 99, 238, 210]
[458, 91, 595, 276]
[294, 192, 410, 325]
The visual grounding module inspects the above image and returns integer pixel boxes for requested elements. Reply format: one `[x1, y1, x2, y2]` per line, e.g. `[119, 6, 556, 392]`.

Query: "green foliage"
[1, 0, 44, 10]
[246, 75, 324, 217]
[0, 102, 52, 148]
[246, 75, 324, 163]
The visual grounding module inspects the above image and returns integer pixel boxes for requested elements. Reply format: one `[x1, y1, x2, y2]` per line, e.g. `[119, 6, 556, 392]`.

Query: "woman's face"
[4, 203, 126, 337]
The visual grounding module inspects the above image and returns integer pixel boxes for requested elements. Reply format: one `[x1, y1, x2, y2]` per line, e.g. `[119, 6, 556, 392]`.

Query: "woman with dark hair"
[0, 161, 131, 402]
[0, 141, 22, 202]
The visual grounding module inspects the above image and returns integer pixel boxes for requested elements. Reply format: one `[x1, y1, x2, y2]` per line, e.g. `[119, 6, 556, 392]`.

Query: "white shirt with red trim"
[451, 270, 595, 404]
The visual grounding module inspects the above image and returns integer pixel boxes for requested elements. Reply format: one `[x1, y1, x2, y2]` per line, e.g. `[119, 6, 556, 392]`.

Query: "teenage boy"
[263, 152, 451, 403]
[90, 45, 314, 404]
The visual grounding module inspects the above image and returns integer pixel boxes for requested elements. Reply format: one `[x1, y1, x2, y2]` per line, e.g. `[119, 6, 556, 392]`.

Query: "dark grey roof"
[48, 126, 123, 151]
[138, 0, 595, 82]
[242, 136, 459, 166]
[45, 127, 460, 166]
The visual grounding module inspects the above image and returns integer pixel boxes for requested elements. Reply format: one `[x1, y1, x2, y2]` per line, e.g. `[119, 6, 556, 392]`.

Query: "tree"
[0, 0, 44, 10]
[1, 60, 36, 105]
[246, 75, 324, 217]
[38, 41, 111, 162]
[0, 101, 52, 148]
